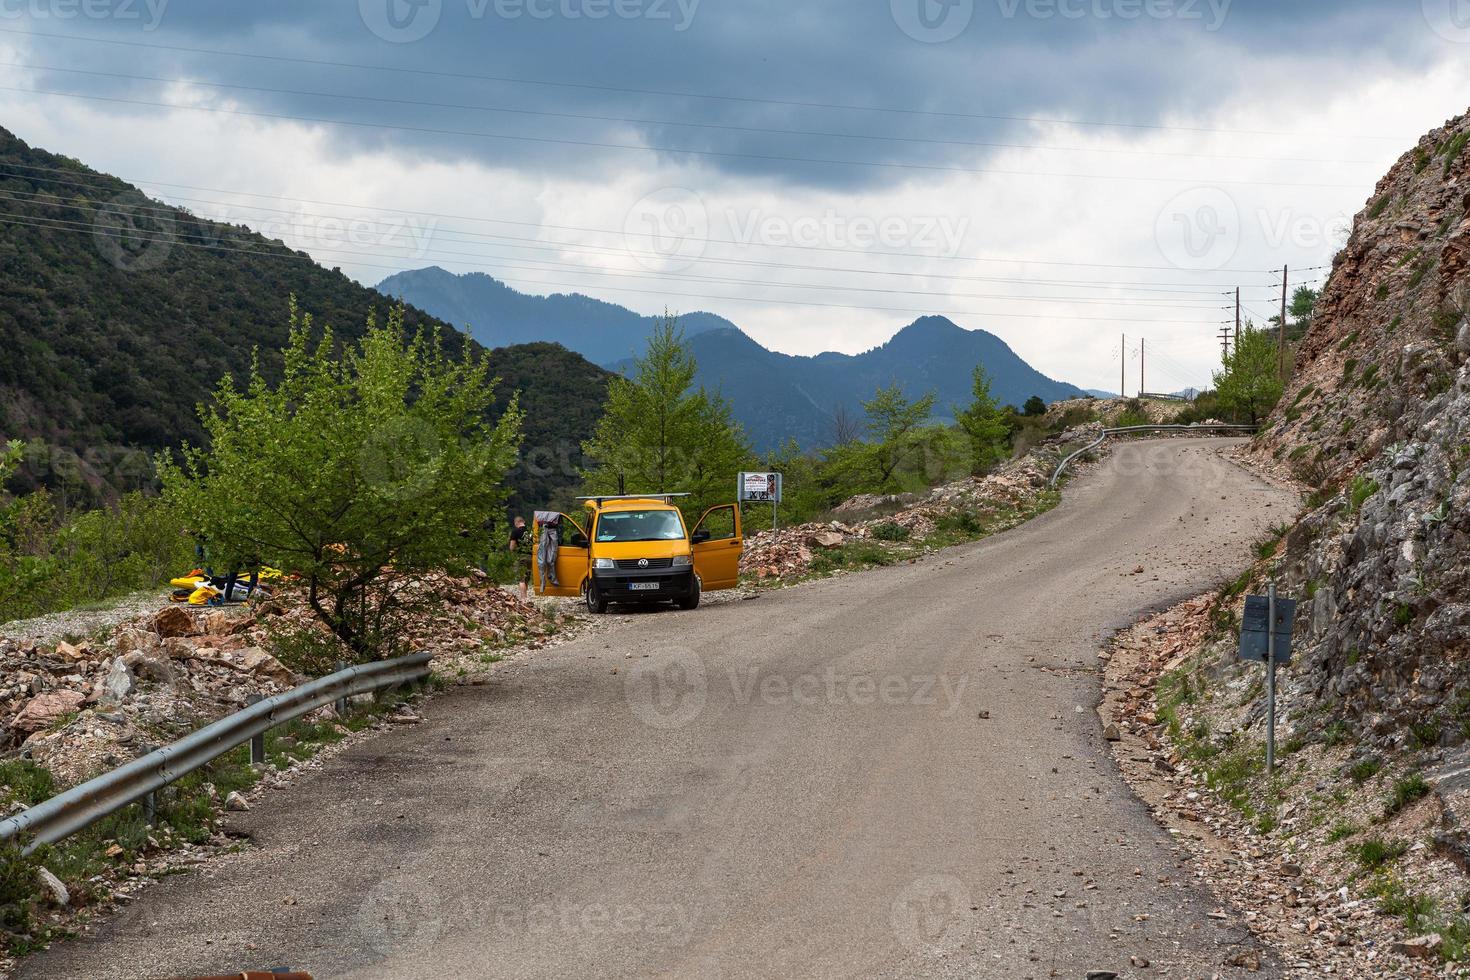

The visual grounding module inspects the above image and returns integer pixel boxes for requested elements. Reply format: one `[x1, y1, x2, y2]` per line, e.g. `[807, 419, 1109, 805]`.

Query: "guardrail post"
[335, 661, 349, 716]
[142, 791, 156, 827]
[246, 695, 266, 766]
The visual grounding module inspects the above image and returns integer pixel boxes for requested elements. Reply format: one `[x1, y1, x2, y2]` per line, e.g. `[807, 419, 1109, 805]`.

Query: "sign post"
[1239, 581, 1296, 779]
[737, 472, 783, 531]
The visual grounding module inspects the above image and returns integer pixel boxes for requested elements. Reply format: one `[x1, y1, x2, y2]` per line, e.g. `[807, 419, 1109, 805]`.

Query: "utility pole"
[1279, 265, 1288, 378]
[1120, 333, 1125, 398]
[1235, 286, 1241, 343]
[1140, 338, 1145, 397]
[1218, 326, 1233, 360]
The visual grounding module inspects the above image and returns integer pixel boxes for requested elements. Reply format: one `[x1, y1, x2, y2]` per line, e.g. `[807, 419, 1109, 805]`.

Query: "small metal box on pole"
[1239, 581, 1296, 777]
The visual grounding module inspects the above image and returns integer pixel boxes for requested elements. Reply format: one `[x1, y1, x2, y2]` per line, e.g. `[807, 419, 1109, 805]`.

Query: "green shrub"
[1349, 759, 1382, 783]
[1354, 836, 1408, 870]
[1347, 476, 1380, 513]
[1385, 773, 1431, 815]
[1368, 195, 1392, 219]
[869, 521, 910, 542]
[1327, 821, 1359, 843]
[1443, 131, 1470, 175]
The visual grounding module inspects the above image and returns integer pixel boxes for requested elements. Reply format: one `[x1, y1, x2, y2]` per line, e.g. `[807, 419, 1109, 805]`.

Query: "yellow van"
[532, 494, 742, 613]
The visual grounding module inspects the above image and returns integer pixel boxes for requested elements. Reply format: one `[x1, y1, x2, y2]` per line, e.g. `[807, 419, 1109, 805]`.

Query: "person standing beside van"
[508, 515, 531, 602]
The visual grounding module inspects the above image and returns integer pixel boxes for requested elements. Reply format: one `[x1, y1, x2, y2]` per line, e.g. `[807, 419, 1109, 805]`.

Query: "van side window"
[699, 508, 736, 541]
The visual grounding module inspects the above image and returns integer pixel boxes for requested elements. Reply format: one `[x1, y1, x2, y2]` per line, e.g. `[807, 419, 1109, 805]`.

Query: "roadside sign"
[1239, 594, 1297, 664]
[738, 472, 782, 503]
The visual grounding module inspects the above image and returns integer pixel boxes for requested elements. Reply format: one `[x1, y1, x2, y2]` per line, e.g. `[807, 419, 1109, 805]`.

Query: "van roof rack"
[575, 493, 690, 503]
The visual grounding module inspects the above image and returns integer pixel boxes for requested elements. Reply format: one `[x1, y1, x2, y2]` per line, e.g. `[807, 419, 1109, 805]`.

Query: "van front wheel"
[676, 576, 701, 611]
[584, 579, 609, 614]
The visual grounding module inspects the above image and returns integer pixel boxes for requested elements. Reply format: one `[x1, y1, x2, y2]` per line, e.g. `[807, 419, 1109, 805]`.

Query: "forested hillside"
[0, 128, 608, 512]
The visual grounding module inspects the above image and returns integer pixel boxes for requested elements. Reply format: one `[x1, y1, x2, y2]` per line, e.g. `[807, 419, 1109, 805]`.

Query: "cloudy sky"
[3, 0, 1468, 392]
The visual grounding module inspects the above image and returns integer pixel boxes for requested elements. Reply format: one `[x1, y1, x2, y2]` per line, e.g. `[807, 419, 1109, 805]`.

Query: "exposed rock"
[151, 606, 195, 639]
[161, 636, 196, 661]
[223, 791, 250, 812]
[120, 652, 177, 686]
[236, 647, 295, 685]
[53, 640, 88, 662]
[11, 690, 85, 733]
[806, 530, 845, 550]
[1393, 933, 1443, 959]
[35, 866, 69, 907]
[99, 660, 135, 703]
[113, 628, 159, 656]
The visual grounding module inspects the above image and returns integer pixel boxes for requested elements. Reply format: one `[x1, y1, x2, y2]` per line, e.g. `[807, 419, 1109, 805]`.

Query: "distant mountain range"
[0, 130, 610, 513]
[378, 268, 1085, 451]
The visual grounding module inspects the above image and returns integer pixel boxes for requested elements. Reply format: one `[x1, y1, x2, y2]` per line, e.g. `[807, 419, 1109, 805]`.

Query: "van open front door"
[533, 513, 588, 598]
[690, 504, 742, 591]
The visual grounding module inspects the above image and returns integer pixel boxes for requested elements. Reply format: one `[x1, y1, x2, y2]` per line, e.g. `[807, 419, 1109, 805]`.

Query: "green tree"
[1289, 286, 1318, 337]
[954, 365, 1010, 474]
[1022, 395, 1047, 417]
[1214, 324, 1285, 424]
[823, 384, 936, 494]
[159, 301, 523, 662]
[581, 313, 749, 519]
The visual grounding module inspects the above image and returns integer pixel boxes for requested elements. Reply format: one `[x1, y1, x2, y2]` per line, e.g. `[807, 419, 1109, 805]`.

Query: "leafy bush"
[1354, 837, 1408, 870]
[1347, 476, 1380, 513]
[1349, 759, 1383, 783]
[161, 302, 523, 661]
[1385, 773, 1431, 816]
[869, 521, 910, 542]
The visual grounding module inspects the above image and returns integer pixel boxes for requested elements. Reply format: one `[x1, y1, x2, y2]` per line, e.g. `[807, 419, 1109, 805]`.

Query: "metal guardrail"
[1049, 423, 1258, 488]
[0, 652, 432, 854]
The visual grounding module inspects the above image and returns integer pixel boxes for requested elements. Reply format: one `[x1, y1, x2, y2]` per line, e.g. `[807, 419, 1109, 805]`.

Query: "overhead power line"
[0, 211, 1228, 326]
[0, 161, 1332, 277]
[0, 26, 1414, 142]
[0, 84, 1375, 192]
[0, 61, 1381, 168]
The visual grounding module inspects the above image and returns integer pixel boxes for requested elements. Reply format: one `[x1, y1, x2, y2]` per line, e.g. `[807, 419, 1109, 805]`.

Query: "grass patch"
[1327, 820, 1360, 843]
[1347, 476, 1379, 513]
[1385, 773, 1431, 816]
[1349, 759, 1382, 784]
[1354, 837, 1408, 870]
[868, 521, 910, 542]
[1368, 195, 1392, 219]
[1443, 130, 1470, 176]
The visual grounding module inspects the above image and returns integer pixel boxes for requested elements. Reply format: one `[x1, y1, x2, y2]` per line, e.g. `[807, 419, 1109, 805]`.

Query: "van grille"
[614, 557, 674, 569]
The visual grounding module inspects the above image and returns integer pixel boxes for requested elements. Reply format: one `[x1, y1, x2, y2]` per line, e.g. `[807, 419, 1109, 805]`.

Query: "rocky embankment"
[1247, 107, 1470, 752]
[1, 576, 553, 788]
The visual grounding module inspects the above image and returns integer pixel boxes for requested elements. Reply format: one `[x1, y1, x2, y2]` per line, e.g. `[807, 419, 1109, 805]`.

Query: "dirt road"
[23, 439, 1296, 979]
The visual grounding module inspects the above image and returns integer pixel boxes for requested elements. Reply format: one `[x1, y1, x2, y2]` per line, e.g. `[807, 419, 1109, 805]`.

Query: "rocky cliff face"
[1254, 109, 1470, 745]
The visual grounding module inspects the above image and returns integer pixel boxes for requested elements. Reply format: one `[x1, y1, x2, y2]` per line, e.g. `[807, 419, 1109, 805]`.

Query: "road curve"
[23, 439, 1296, 980]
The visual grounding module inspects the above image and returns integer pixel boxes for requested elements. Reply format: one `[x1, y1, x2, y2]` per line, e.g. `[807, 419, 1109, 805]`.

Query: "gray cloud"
[7, 0, 1449, 188]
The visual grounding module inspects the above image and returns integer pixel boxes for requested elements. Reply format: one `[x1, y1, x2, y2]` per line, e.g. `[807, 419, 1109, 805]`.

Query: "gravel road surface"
[21, 439, 1296, 980]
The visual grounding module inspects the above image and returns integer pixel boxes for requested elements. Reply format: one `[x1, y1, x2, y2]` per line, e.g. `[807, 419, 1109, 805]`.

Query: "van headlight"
[593, 558, 615, 569]
[671, 555, 692, 567]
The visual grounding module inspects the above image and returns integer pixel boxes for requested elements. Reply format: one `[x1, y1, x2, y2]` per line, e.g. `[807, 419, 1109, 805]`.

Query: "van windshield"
[595, 510, 685, 543]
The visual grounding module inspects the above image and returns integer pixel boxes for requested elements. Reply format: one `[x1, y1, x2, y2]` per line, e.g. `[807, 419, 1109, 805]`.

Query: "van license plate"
[629, 582, 660, 591]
